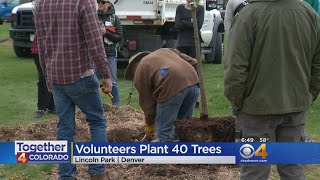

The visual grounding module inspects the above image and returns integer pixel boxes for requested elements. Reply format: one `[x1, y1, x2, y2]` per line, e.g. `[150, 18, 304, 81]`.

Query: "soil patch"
[0, 104, 239, 179]
[176, 117, 235, 142]
[0, 38, 12, 46]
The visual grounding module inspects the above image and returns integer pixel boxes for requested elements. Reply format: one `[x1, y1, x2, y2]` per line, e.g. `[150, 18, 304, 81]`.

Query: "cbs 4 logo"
[17, 152, 28, 163]
[239, 144, 268, 159]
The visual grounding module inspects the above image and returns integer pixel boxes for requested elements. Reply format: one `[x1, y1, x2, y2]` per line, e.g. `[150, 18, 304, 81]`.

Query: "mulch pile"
[0, 104, 239, 179]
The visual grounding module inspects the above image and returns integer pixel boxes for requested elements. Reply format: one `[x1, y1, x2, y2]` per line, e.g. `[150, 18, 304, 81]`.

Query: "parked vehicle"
[0, 0, 19, 21]
[113, 0, 224, 63]
[10, 0, 224, 63]
[9, 2, 33, 57]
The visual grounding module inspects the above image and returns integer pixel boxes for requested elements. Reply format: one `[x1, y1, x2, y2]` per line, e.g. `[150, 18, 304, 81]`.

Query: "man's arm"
[310, 17, 320, 101]
[33, 3, 46, 82]
[224, 1, 234, 35]
[134, 64, 157, 125]
[197, 5, 204, 30]
[224, 15, 253, 110]
[79, 0, 111, 79]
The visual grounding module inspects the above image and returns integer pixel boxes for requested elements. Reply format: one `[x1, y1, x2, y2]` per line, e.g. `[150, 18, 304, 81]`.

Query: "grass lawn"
[0, 25, 319, 179]
[0, 22, 10, 42]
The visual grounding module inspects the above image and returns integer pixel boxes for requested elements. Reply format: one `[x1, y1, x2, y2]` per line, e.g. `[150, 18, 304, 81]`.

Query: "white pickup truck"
[10, 0, 224, 63]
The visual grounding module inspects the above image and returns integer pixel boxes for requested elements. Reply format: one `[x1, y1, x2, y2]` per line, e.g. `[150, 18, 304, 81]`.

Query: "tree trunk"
[191, 0, 208, 119]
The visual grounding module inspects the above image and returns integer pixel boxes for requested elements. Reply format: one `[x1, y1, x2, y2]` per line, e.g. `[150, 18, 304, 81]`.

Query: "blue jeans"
[51, 75, 107, 179]
[155, 84, 199, 141]
[94, 55, 120, 105]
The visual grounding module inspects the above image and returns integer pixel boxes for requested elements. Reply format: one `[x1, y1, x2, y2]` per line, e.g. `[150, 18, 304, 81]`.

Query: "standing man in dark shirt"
[34, 0, 112, 179]
[175, 0, 204, 58]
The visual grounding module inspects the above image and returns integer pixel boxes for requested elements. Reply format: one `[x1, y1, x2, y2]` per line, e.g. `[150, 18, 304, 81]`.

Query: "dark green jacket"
[224, 0, 320, 115]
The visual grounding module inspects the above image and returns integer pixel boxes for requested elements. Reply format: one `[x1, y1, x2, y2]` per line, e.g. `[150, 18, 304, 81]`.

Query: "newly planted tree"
[176, 0, 235, 142]
[191, 0, 208, 119]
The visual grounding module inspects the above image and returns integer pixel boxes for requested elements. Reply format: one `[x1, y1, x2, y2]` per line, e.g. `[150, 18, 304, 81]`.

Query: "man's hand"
[100, 27, 106, 35]
[140, 124, 155, 142]
[46, 81, 52, 92]
[309, 89, 318, 102]
[102, 78, 112, 94]
[144, 124, 155, 136]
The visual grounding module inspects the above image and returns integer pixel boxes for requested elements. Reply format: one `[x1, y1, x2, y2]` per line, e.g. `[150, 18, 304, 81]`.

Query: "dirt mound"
[176, 117, 235, 142]
[0, 105, 144, 142]
[0, 104, 239, 179]
[0, 119, 57, 141]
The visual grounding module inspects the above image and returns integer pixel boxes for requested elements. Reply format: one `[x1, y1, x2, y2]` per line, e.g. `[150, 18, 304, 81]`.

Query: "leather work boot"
[90, 174, 110, 180]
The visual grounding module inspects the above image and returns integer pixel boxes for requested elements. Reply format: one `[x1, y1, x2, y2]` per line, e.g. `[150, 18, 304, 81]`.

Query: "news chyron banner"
[72, 142, 235, 164]
[1, 141, 320, 164]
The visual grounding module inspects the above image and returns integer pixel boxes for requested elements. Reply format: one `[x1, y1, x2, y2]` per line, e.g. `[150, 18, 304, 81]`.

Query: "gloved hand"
[140, 124, 155, 142]
[144, 124, 155, 136]
[101, 78, 113, 94]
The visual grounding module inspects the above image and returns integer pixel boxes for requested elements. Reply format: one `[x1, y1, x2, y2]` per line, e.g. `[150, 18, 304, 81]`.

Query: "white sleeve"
[224, 1, 234, 36]
[224, 0, 244, 36]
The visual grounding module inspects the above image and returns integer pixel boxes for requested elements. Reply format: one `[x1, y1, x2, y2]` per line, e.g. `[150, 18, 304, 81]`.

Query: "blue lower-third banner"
[72, 142, 234, 164]
[1, 141, 320, 164]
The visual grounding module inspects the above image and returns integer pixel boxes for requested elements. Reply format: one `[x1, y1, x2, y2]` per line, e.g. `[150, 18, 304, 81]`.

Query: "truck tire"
[13, 46, 31, 58]
[204, 50, 214, 63]
[204, 33, 222, 64]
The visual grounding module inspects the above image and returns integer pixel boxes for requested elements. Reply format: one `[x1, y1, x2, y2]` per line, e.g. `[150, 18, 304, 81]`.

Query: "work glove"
[140, 124, 155, 142]
[101, 78, 113, 94]
[145, 124, 155, 136]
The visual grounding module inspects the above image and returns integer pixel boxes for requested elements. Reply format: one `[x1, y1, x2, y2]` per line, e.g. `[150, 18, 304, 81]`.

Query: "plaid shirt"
[34, 0, 110, 84]
[31, 33, 38, 55]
